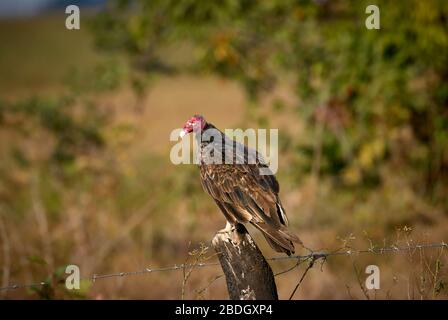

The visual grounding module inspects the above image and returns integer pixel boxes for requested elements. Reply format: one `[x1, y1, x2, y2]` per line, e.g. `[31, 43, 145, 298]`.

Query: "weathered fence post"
[212, 223, 278, 300]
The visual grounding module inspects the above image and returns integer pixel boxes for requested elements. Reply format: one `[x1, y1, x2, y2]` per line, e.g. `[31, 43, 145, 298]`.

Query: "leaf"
[27, 255, 47, 266]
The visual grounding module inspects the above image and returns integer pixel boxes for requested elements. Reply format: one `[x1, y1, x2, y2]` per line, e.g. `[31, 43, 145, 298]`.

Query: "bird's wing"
[199, 162, 288, 228]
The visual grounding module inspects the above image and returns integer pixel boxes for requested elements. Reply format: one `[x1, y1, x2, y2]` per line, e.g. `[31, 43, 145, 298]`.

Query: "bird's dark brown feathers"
[195, 121, 301, 255]
[200, 162, 301, 254]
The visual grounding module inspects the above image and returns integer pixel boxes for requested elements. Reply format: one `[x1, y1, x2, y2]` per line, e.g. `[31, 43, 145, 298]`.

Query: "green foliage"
[66, 58, 127, 93]
[1, 95, 105, 164]
[27, 265, 90, 299]
[93, 0, 448, 205]
[0, 93, 108, 232]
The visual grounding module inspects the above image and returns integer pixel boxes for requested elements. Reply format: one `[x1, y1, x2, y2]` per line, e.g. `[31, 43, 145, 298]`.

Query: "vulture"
[179, 115, 301, 255]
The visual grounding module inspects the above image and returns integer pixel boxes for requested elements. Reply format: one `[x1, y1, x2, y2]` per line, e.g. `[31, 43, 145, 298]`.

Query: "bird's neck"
[194, 123, 227, 164]
[195, 123, 222, 146]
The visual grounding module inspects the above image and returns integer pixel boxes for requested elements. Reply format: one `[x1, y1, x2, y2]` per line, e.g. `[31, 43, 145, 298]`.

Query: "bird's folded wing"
[200, 163, 286, 227]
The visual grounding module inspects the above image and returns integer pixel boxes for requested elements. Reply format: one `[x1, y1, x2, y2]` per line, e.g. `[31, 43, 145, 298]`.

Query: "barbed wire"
[1, 241, 446, 293]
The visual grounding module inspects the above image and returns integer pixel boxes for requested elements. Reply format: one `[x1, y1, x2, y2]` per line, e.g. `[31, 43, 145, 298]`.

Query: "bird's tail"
[252, 222, 302, 256]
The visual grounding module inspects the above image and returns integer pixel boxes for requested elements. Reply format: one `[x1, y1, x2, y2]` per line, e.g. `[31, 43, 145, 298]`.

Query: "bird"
[179, 115, 301, 255]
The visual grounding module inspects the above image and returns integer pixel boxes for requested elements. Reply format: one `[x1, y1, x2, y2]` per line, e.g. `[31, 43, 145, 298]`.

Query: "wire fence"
[1, 241, 446, 293]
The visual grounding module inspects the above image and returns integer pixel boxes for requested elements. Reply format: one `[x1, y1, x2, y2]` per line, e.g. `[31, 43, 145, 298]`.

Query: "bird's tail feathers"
[264, 235, 294, 256]
[252, 222, 302, 256]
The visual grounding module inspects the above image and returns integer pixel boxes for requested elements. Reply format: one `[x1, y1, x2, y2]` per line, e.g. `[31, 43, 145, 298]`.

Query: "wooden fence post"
[212, 223, 278, 300]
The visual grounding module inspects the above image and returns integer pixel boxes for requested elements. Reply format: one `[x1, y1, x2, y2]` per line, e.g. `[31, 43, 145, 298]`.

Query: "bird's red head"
[180, 115, 207, 137]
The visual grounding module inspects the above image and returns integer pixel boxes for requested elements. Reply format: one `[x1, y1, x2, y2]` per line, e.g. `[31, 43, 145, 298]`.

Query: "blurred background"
[0, 0, 447, 299]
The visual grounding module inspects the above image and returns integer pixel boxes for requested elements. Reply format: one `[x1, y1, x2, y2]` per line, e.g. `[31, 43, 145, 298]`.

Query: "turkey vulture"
[179, 115, 301, 255]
